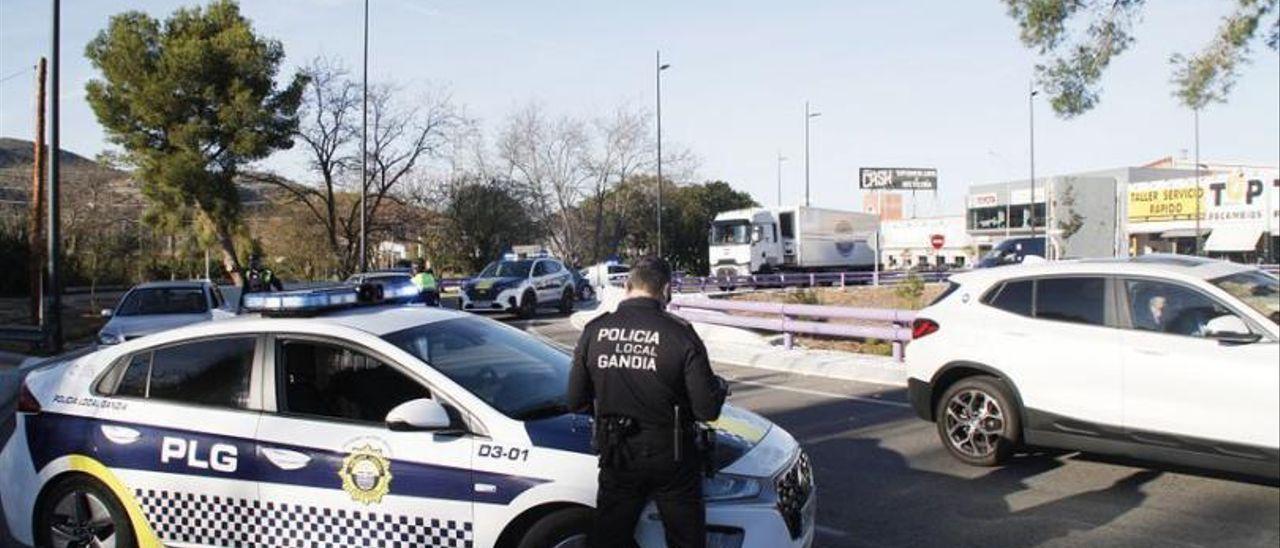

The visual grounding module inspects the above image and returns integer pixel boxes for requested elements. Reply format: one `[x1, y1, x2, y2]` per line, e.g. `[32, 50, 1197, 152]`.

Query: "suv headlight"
[703, 473, 763, 502]
[98, 332, 123, 345]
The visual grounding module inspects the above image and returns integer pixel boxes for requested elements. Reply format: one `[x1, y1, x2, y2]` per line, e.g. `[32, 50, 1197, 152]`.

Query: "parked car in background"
[907, 255, 1279, 478]
[569, 268, 596, 302]
[97, 280, 231, 345]
[976, 237, 1046, 268]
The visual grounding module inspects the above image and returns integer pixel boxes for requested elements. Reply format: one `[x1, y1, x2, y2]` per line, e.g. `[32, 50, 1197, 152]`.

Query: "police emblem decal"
[339, 445, 393, 504]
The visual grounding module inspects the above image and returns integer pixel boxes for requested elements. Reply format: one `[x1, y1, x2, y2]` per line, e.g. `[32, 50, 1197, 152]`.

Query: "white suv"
[906, 255, 1279, 478]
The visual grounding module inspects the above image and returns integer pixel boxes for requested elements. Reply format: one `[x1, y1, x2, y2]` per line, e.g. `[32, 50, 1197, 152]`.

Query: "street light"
[359, 0, 369, 273]
[776, 152, 787, 207]
[656, 50, 671, 258]
[804, 102, 821, 207]
[1028, 82, 1038, 241]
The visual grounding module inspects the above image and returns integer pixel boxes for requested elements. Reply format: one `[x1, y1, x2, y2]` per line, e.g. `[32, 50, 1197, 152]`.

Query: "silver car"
[97, 280, 232, 345]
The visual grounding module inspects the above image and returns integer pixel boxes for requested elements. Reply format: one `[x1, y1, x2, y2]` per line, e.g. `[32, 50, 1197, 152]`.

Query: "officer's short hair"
[628, 256, 671, 294]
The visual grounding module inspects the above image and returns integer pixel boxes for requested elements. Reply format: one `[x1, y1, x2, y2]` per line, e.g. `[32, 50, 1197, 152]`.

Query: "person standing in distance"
[567, 256, 728, 548]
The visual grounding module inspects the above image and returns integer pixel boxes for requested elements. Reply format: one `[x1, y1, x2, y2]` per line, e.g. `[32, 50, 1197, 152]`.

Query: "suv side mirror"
[385, 398, 459, 432]
[1203, 315, 1260, 344]
[100, 308, 113, 318]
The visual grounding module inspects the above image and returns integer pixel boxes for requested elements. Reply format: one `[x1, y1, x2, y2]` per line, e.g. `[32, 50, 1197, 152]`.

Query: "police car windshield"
[479, 260, 535, 278]
[384, 317, 571, 419]
[116, 287, 207, 316]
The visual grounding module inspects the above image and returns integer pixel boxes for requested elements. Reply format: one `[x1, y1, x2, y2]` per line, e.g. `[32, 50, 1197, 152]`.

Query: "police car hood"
[526, 404, 782, 475]
[469, 276, 524, 289]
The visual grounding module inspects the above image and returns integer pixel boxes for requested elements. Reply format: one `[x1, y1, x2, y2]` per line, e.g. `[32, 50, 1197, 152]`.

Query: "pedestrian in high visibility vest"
[411, 260, 440, 306]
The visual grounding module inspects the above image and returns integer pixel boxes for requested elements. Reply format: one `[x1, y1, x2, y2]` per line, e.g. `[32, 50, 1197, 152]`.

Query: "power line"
[0, 65, 34, 85]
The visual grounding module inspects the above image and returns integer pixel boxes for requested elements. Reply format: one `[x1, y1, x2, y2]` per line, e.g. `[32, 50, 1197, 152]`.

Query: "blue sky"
[2, 0, 1277, 216]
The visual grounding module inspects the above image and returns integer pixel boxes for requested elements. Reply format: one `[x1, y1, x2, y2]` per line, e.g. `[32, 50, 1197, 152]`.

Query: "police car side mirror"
[100, 308, 113, 318]
[386, 398, 456, 432]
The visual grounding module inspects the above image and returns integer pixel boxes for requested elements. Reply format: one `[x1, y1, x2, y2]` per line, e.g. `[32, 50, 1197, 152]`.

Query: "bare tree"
[497, 103, 592, 259]
[255, 58, 460, 276]
[583, 106, 653, 261]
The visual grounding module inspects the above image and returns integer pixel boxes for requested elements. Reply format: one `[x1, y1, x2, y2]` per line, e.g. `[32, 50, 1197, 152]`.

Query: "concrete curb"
[569, 287, 907, 387]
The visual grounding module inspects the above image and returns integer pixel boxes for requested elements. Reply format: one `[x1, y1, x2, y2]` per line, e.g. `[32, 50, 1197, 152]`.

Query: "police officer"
[243, 254, 283, 293]
[567, 256, 728, 548]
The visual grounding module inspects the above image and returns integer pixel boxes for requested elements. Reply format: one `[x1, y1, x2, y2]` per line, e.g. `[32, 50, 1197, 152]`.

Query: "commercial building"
[880, 216, 973, 270]
[964, 158, 1279, 262]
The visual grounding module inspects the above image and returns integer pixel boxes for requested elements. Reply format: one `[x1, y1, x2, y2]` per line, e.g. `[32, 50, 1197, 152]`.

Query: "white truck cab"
[709, 206, 879, 277]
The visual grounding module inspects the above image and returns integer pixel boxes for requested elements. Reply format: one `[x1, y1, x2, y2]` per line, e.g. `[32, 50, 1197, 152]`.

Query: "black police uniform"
[244, 266, 283, 293]
[567, 297, 727, 548]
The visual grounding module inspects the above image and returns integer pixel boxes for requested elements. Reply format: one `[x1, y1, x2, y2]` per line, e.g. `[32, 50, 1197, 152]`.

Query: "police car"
[461, 252, 576, 318]
[1, 282, 815, 547]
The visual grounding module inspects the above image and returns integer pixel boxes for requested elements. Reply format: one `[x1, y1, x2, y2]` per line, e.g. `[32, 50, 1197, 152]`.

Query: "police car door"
[89, 335, 264, 546]
[256, 336, 475, 547]
[533, 260, 562, 303]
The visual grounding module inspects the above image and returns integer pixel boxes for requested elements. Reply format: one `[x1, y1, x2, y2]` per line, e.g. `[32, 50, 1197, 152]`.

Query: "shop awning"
[1204, 226, 1263, 252]
[1159, 228, 1210, 239]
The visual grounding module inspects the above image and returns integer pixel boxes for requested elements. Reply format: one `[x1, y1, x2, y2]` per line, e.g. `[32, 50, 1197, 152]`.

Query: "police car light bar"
[242, 279, 422, 316]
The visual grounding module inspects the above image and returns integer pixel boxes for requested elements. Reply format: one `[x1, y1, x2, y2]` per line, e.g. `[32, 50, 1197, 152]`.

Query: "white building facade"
[880, 216, 974, 270]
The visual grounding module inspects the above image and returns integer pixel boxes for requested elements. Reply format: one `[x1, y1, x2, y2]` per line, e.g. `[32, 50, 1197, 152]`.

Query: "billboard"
[859, 167, 937, 190]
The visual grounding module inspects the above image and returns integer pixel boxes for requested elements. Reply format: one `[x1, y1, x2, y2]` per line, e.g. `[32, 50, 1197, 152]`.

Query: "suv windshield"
[480, 260, 535, 278]
[1210, 270, 1279, 326]
[116, 287, 208, 316]
[384, 317, 571, 419]
[711, 221, 751, 245]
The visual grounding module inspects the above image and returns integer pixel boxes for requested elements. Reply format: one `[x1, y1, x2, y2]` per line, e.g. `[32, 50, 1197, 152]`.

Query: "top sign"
[859, 167, 938, 190]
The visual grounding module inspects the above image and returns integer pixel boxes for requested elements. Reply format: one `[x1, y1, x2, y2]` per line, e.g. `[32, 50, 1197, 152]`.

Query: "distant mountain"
[0, 137, 101, 169]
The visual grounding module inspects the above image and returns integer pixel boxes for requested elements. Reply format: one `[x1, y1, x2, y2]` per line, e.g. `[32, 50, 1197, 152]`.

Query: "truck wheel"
[517, 507, 591, 548]
[517, 290, 538, 319]
[35, 475, 137, 548]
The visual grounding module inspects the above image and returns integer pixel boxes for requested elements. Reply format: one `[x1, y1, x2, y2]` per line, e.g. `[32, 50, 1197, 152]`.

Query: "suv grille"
[776, 450, 813, 539]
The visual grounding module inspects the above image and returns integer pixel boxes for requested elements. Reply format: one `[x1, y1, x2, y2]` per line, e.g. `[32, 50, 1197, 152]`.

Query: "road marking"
[815, 525, 851, 538]
[725, 377, 911, 409]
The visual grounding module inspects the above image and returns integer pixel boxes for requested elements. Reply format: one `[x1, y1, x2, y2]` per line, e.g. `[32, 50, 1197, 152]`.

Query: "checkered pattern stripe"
[133, 489, 473, 547]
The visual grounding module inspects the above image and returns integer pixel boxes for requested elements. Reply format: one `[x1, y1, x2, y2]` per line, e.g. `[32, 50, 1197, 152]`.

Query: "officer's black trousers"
[590, 452, 705, 548]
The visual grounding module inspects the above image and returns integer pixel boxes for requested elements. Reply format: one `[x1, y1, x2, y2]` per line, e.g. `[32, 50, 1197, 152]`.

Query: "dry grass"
[724, 283, 947, 353]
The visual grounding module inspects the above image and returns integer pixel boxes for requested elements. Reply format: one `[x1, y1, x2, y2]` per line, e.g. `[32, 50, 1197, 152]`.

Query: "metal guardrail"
[672, 270, 953, 293]
[668, 296, 915, 361]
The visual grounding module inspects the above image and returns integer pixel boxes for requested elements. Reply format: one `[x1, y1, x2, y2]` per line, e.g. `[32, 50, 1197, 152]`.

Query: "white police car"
[1, 282, 815, 547]
[462, 254, 576, 318]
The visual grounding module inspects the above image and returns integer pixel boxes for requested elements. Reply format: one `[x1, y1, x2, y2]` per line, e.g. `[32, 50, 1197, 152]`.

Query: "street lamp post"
[46, 0, 62, 352]
[655, 51, 671, 258]
[776, 152, 787, 207]
[1028, 82, 1038, 241]
[359, 0, 369, 273]
[804, 102, 821, 207]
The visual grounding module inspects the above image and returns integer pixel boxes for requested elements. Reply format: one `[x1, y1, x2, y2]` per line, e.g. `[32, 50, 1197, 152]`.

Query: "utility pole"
[359, 0, 369, 273]
[47, 0, 63, 352]
[1028, 81, 1038, 240]
[804, 102, 821, 207]
[776, 152, 787, 207]
[655, 51, 670, 258]
[30, 58, 46, 325]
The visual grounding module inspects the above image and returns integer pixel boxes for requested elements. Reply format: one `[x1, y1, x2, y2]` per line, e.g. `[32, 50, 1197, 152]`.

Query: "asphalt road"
[516, 313, 1280, 548]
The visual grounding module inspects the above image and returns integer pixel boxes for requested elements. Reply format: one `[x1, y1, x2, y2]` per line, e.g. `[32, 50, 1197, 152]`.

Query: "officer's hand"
[714, 376, 731, 397]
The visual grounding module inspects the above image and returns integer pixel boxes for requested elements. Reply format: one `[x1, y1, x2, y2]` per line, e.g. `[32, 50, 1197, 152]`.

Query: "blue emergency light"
[242, 279, 422, 316]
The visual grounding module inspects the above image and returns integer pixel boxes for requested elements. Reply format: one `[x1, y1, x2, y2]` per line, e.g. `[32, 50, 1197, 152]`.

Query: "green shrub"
[894, 272, 926, 309]
[861, 339, 893, 356]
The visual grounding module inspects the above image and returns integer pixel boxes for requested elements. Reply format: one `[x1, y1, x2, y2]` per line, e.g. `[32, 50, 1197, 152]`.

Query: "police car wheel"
[35, 476, 137, 548]
[518, 290, 538, 318]
[517, 507, 591, 548]
[558, 290, 574, 315]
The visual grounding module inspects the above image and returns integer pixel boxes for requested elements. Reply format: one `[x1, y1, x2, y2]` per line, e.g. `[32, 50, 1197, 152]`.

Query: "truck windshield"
[711, 221, 751, 245]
